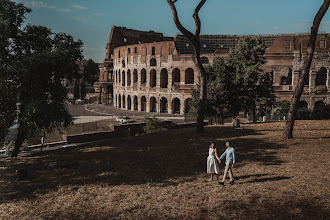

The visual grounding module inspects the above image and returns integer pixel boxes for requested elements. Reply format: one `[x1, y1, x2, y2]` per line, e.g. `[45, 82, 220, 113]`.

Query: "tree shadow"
[0, 125, 287, 203]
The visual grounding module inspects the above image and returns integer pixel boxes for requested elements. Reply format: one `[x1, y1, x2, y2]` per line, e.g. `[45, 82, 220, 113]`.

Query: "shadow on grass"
[0, 125, 287, 203]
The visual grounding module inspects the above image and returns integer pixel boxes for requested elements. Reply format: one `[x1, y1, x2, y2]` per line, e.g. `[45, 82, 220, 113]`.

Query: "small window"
[285, 40, 291, 51]
[128, 48, 130, 54]
[152, 46, 155, 55]
[320, 40, 326, 48]
[118, 50, 120, 58]
[134, 47, 137, 53]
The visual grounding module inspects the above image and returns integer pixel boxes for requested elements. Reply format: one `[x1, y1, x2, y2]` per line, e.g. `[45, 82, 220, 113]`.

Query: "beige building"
[95, 26, 330, 114]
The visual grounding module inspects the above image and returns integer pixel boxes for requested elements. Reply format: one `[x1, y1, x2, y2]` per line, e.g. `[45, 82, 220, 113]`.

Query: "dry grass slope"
[0, 121, 329, 219]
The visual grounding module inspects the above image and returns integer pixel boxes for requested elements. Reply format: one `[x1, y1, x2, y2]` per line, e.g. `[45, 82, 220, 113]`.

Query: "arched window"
[118, 94, 121, 108]
[141, 96, 146, 111]
[185, 68, 194, 84]
[286, 68, 292, 85]
[127, 95, 131, 110]
[160, 68, 168, 88]
[133, 69, 138, 83]
[201, 56, 209, 64]
[150, 97, 157, 112]
[127, 70, 131, 86]
[172, 68, 180, 84]
[122, 71, 125, 87]
[150, 69, 156, 88]
[122, 95, 126, 108]
[150, 58, 157, 66]
[122, 59, 125, 68]
[160, 97, 168, 113]
[172, 98, 181, 114]
[316, 67, 327, 86]
[141, 69, 146, 84]
[133, 96, 138, 110]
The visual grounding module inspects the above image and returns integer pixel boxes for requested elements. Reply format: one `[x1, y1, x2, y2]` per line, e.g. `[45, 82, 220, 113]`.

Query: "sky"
[13, 0, 330, 63]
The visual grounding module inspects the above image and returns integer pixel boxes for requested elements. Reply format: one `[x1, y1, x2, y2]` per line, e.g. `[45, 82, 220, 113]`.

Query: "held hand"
[231, 164, 235, 169]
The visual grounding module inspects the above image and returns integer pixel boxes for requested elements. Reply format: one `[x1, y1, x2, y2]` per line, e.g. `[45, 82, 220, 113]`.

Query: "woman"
[207, 142, 221, 181]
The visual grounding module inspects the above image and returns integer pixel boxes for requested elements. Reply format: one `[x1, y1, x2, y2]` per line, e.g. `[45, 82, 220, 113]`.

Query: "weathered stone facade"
[95, 26, 330, 114]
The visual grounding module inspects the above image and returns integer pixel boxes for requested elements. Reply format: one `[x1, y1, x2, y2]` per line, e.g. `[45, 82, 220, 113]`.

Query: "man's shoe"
[217, 181, 224, 185]
[229, 181, 235, 185]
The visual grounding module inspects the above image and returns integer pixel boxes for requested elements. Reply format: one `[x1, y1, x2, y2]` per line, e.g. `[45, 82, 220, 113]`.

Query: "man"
[218, 141, 236, 185]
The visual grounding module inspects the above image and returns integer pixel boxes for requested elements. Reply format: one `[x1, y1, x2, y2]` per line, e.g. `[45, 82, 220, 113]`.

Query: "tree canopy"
[0, 0, 83, 157]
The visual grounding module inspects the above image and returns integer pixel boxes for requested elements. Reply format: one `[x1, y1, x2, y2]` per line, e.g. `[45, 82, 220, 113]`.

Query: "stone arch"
[172, 68, 180, 84]
[133, 95, 138, 110]
[150, 58, 157, 67]
[141, 96, 146, 111]
[122, 95, 126, 109]
[150, 69, 156, 88]
[118, 94, 122, 108]
[185, 68, 194, 84]
[127, 69, 131, 86]
[150, 97, 157, 112]
[160, 68, 168, 88]
[315, 100, 325, 108]
[184, 98, 192, 113]
[141, 69, 146, 84]
[316, 67, 327, 86]
[133, 69, 138, 83]
[122, 70, 125, 87]
[172, 98, 181, 114]
[160, 97, 168, 113]
[127, 95, 131, 110]
[298, 101, 308, 109]
[201, 56, 209, 64]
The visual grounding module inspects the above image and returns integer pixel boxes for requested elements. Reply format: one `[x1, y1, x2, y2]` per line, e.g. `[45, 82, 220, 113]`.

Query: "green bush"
[143, 116, 167, 134]
[297, 107, 312, 120]
[313, 104, 330, 120]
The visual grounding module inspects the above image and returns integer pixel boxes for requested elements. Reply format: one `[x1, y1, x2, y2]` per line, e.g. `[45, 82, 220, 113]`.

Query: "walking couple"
[207, 141, 236, 185]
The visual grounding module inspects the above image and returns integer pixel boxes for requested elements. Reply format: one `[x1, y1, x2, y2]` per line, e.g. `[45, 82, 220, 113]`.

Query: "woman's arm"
[214, 149, 221, 162]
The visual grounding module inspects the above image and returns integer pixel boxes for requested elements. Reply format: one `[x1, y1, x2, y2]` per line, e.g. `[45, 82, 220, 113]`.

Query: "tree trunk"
[11, 124, 26, 157]
[252, 107, 256, 123]
[166, 0, 207, 133]
[283, 0, 330, 139]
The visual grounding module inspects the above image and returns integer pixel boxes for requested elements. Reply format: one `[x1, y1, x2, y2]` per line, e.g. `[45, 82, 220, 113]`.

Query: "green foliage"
[83, 59, 99, 85]
[143, 116, 167, 134]
[80, 77, 86, 99]
[190, 36, 275, 122]
[312, 104, 330, 119]
[275, 100, 291, 114]
[0, 0, 83, 156]
[297, 107, 312, 120]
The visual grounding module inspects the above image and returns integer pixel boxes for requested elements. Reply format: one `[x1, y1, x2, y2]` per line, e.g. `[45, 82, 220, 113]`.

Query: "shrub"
[143, 116, 167, 134]
[313, 104, 330, 119]
[297, 107, 312, 120]
[274, 100, 291, 114]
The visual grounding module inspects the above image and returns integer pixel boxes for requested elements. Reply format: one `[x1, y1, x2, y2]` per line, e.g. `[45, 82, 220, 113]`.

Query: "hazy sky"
[13, 0, 330, 62]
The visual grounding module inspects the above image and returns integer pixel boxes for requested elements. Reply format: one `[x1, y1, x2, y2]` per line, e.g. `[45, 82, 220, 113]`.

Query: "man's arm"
[232, 148, 236, 168]
[219, 149, 226, 160]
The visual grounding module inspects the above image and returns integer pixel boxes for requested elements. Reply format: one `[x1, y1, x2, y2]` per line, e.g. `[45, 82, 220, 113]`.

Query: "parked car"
[115, 116, 132, 124]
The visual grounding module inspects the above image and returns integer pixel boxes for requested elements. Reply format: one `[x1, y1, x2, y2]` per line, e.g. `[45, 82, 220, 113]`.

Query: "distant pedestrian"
[207, 142, 221, 181]
[218, 141, 236, 185]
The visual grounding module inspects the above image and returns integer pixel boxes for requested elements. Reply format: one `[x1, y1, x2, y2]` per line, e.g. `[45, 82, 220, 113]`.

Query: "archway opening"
[133, 69, 138, 83]
[127, 95, 131, 110]
[150, 97, 157, 112]
[172, 68, 180, 84]
[118, 94, 121, 108]
[160, 68, 168, 88]
[150, 58, 157, 66]
[122, 95, 126, 109]
[141, 69, 146, 84]
[127, 70, 131, 86]
[172, 98, 181, 114]
[298, 101, 308, 109]
[160, 97, 168, 113]
[122, 71, 125, 87]
[185, 68, 194, 84]
[133, 96, 138, 110]
[201, 56, 209, 64]
[316, 67, 327, 86]
[141, 96, 146, 111]
[150, 69, 156, 88]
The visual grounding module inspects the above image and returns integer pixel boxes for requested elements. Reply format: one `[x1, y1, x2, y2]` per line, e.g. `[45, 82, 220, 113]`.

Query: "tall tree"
[0, 1, 83, 157]
[283, 0, 330, 139]
[0, 0, 30, 145]
[73, 78, 80, 99]
[227, 36, 268, 122]
[166, 0, 207, 132]
[83, 59, 99, 86]
[80, 77, 86, 99]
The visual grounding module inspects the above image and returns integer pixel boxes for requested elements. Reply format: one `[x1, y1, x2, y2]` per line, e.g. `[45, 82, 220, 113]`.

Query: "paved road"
[68, 104, 108, 116]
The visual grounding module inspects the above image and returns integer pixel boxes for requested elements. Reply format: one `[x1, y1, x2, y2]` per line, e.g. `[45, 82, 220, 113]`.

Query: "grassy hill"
[0, 121, 329, 219]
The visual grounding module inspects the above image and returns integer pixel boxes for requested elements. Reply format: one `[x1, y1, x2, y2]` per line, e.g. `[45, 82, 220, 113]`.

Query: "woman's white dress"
[207, 148, 220, 174]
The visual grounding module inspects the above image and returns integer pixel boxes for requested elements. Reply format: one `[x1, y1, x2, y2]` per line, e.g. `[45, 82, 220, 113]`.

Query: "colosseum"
[94, 26, 330, 114]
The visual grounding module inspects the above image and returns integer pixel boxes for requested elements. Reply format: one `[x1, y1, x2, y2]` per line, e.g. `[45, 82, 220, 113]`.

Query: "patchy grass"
[0, 121, 329, 219]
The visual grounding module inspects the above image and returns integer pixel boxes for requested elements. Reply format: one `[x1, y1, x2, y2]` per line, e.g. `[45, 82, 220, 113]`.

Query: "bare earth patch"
[0, 121, 329, 219]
